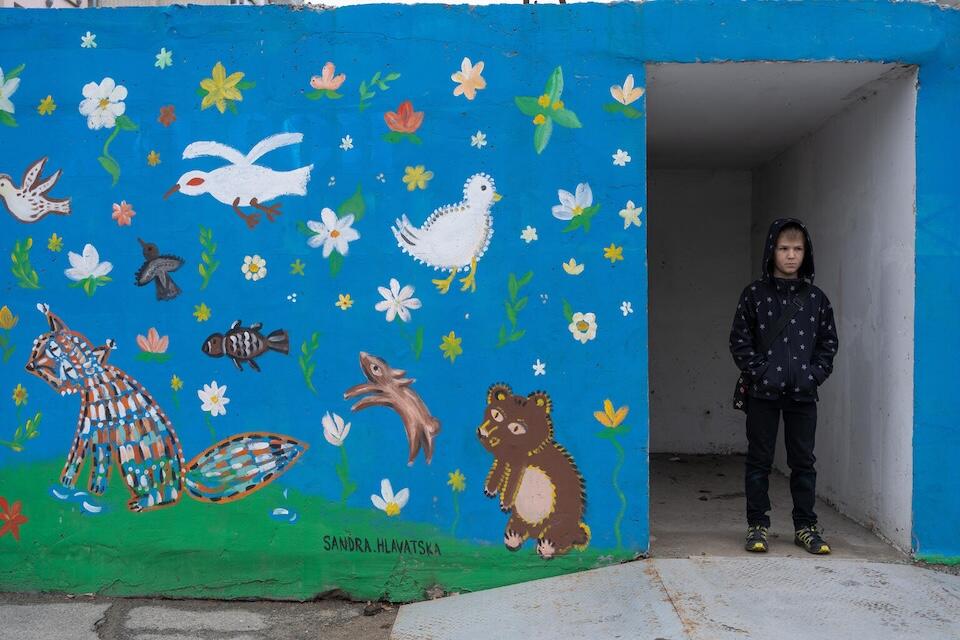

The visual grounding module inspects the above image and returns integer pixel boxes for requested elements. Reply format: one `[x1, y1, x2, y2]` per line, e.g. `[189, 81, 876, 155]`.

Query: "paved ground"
[0, 595, 396, 640]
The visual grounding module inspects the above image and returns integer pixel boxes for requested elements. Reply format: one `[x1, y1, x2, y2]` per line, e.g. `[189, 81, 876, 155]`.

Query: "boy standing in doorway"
[729, 219, 839, 554]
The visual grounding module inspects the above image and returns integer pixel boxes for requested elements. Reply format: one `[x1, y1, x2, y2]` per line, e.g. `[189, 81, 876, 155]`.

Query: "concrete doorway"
[645, 62, 917, 559]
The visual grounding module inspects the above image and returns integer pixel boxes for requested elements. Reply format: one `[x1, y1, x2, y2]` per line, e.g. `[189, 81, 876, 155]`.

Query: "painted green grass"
[0, 460, 633, 601]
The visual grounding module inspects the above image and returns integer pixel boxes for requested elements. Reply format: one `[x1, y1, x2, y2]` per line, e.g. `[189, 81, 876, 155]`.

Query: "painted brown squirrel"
[343, 352, 440, 466]
[477, 383, 589, 559]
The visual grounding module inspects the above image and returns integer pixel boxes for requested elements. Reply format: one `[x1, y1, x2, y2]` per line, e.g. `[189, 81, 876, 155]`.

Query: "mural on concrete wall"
[0, 6, 648, 601]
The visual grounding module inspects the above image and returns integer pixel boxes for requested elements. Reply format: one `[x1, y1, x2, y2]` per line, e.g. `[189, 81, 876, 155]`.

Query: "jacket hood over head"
[761, 218, 815, 283]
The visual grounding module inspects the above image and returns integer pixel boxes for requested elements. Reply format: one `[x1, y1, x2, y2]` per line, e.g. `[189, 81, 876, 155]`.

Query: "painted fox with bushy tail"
[25, 304, 308, 512]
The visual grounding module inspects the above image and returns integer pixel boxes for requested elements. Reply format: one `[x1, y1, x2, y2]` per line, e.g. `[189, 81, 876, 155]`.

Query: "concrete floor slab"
[0, 603, 110, 640]
[392, 559, 960, 640]
[125, 606, 268, 631]
[653, 557, 960, 639]
[391, 560, 687, 640]
[650, 453, 907, 561]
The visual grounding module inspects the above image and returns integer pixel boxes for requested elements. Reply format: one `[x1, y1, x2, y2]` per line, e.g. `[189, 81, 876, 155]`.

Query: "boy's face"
[773, 229, 805, 278]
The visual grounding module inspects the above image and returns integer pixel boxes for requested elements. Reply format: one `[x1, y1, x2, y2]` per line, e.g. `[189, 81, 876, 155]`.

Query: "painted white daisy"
[520, 226, 538, 243]
[620, 301, 634, 316]
[306, 208, 360, 257]
[79, 77, 127, 130]
[241, 255, 267, 281]
[80, 31, 97, 48]
[532, 359, 547, 376]
[375, 278, 421, 323]
[568, 312, 598, 344]
[0, 67, 20, 115]
[340, 135, 354, 151]
[322, 412, 351, 447]
[619, 200, 643, 229]
[471, 130, 487, 148]
[197, 381, 230, 417]
[371, 478, 409, 516]
[612, 149, 632, 167]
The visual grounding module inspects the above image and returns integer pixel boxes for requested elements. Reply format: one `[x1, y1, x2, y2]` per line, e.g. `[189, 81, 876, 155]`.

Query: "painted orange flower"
[594, 399, 629, 429]
[112, 201, 135, 226]
[136, 327, 169, 354]
[158, 105, 176, 127]
[0, 497, 27, 541]
[451, 57, 486, 101]
[384, 100, 424, 134]
[311, 62, 346, 91]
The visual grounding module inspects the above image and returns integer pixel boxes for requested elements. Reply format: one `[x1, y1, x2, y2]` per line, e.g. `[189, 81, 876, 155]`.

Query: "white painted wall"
[648, 169, 753, 454]
[751, 66, 917, 551]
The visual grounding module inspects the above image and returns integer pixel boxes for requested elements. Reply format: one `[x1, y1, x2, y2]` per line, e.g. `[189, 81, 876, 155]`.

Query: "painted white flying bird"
[164, 132, 313, 229]
[0, 157, 71, 223]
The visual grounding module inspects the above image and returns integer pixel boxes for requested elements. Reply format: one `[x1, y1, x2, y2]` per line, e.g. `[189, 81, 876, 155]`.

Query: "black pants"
[745, 396, 818, 529]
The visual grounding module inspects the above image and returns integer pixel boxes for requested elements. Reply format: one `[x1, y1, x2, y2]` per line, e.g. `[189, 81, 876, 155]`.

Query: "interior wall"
[648, 169, 753, 453]
[752, 67, 917, 551]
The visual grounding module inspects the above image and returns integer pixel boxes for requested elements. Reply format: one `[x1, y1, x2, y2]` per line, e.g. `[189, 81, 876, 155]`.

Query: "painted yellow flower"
[603, 244, 624, 264]
[47, 233, 63, 252]
[594, 399, 628, 428]
[447, 469, 466, 493]
[290, 259, 305, 276]
[147, 150, 161, 166]
[170, 374, 183, 391]
[193, 303, 211, 322]
[0, 306, 17, 330]
[533, 114, 546, 125]
[537, 94, 550, 108]
[562, 258, 585, 276]
[12, 383, 27, 407]
[335, 294, 353, 310]
[552, 100, 564, 110]
[37, 95, 56, 116]
[200, 61, 244, 114]
[402, 165, 434, 191]
[439, 331, 462, 363]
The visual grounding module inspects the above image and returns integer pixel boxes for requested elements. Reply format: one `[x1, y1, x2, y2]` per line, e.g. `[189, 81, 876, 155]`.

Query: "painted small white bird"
[0, 157, 71, 223]
[164, 132, 313, 229]
[392, 173, 502, 293]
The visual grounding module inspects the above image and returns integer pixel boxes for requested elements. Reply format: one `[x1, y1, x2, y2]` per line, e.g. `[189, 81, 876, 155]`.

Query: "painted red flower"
[158, 105, 176, 127]
[112, 200, 136, 226]
[384, 100, 423, 134]
[0, 497, 27, 541]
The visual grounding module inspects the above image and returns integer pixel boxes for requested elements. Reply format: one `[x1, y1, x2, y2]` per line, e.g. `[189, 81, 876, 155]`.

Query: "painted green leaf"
[196, 87, 208, 97]
[5, 64, 25, 80]
[235, 80, 256, 90]
[0, 111, 17, 128]
[515, 296, 528, 312]
[385, 72, 401, 81]
[507, 273, 518, 300]
[533, 118, 553, 154]
[551, 108, 582, 129]
[227, 101, 239, 115]
[337, 185, 366, 221]
[382, 132, 422, 145]
[545, 66, 564, 103]
[562, 299, 574, 323]
[98, 155, 120, 185]
[510, 330, 526, 341]
[412, 326, 424, 360]
[505, 301, 517, 327]
[514, 96, 541, 117]
[115, 115, 138, 131]
[517, 271, 534, 287]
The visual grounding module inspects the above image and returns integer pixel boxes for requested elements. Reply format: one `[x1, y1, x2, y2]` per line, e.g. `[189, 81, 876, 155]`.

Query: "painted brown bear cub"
[477, 384, 589, 559]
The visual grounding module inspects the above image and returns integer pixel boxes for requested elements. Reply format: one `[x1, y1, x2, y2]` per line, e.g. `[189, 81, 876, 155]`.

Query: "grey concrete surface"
[649, 453, 908, 561]
[392, 558, 960, 639]
[0, 594, 396, 640]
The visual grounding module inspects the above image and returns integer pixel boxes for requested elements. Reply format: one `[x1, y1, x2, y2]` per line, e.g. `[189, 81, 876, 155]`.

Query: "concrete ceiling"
[646, 62, 902, 169]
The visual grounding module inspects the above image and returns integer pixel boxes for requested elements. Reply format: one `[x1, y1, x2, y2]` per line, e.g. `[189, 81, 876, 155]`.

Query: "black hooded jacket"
[729, 218, 839, 402]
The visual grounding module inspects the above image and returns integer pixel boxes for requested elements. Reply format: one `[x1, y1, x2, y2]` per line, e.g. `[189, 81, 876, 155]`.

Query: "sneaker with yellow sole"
[794, 524, 831, 554]
[745, 525, 769, 552]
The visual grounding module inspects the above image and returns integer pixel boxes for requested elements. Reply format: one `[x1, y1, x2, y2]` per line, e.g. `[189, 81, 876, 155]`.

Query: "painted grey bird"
[0, 157, 71, 223]
[134, 238, 184, 301]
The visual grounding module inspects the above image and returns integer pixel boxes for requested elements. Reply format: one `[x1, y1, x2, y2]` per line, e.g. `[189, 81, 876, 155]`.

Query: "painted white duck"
[164, 132, 313, 229]
[391, 173, 502, 293]
[0, 157, 71, 223]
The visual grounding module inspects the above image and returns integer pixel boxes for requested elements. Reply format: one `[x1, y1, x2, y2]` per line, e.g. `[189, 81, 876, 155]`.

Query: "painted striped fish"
[202, 320, 289, 372]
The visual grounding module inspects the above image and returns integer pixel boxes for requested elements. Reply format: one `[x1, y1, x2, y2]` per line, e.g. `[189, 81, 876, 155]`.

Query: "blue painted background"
[1, 0, 959, 599]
